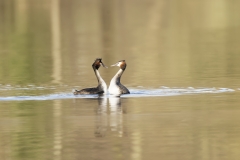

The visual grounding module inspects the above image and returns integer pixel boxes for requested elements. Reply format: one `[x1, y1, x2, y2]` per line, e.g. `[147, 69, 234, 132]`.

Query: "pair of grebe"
[73, 58, 130, 95]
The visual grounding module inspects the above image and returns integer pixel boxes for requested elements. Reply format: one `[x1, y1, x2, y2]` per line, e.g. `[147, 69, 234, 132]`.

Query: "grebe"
[73, 58, 108, 95]
[108, 60, 130, 95]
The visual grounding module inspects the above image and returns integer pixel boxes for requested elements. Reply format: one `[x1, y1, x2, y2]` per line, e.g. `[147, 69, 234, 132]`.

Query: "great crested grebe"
[108, 60, 130, 95]
[73, 58, 108, 95]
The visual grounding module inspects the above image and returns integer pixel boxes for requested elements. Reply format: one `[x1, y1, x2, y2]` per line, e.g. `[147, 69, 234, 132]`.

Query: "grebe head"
[92, 58, 108, 70]
[111, 60, 126, 70]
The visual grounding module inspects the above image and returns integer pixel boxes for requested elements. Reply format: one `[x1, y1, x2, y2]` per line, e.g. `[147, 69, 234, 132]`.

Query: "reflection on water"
[53, 100, 62, 159]
[95, 97, 108, 137]
[51, 0, 62, 84]
[96, 96, 142, 160]
[0, 93, 240, 160]
[1, 0, 240, 160]
[1, 0, 240, 88]
[95, 97, 124, 138]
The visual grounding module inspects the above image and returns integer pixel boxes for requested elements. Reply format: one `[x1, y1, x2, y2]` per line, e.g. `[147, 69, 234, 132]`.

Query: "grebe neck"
[94, 69, 107, 93]
[110, 69, 124, 85]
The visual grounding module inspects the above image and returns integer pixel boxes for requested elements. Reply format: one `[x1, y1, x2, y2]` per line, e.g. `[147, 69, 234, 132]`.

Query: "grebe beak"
[101, 62, 108, 68]
[111, 62, 119, 67]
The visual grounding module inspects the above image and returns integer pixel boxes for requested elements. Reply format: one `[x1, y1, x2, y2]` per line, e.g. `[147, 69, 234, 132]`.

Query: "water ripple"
[0, 87, 235, 101]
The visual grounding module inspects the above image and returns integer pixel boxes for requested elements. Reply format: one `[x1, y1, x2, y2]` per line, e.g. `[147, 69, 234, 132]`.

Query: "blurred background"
[1, 0, 240, 89]
[1, 0, 240, 160]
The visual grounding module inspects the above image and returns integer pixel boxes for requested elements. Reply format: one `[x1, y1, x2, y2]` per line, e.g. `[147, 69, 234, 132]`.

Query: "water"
[0, 85, 236, 101]
[1, 0, 240, 160]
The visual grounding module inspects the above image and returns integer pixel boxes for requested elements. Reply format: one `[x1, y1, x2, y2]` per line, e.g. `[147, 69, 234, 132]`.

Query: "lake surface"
[1, 0, 240, 160]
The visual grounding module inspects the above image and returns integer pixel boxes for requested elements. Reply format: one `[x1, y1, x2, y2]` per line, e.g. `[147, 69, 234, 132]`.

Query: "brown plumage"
[108, 60, 130, 95]
[119, 60, 126, 70]
[73, 87, 104, 95]
[73, 58, 107, 95]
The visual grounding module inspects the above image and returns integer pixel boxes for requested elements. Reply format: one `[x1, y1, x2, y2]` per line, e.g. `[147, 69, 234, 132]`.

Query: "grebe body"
[108, 60, 130, 95]
[73, 58, 107, 95]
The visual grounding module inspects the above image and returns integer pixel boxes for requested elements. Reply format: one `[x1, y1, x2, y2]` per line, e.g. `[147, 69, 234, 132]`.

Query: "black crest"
[92, 58, 102, 70]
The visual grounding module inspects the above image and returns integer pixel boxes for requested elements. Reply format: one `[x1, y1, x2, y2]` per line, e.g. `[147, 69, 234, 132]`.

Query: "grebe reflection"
[95, 96, 125, 137]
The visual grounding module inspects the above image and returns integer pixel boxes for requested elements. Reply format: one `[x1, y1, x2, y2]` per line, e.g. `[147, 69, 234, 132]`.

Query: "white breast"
[102, 82, 108, 94]
[108, 68, 124, 95]
[99, 80, 108, 94]
[108, 83, 121, 95]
